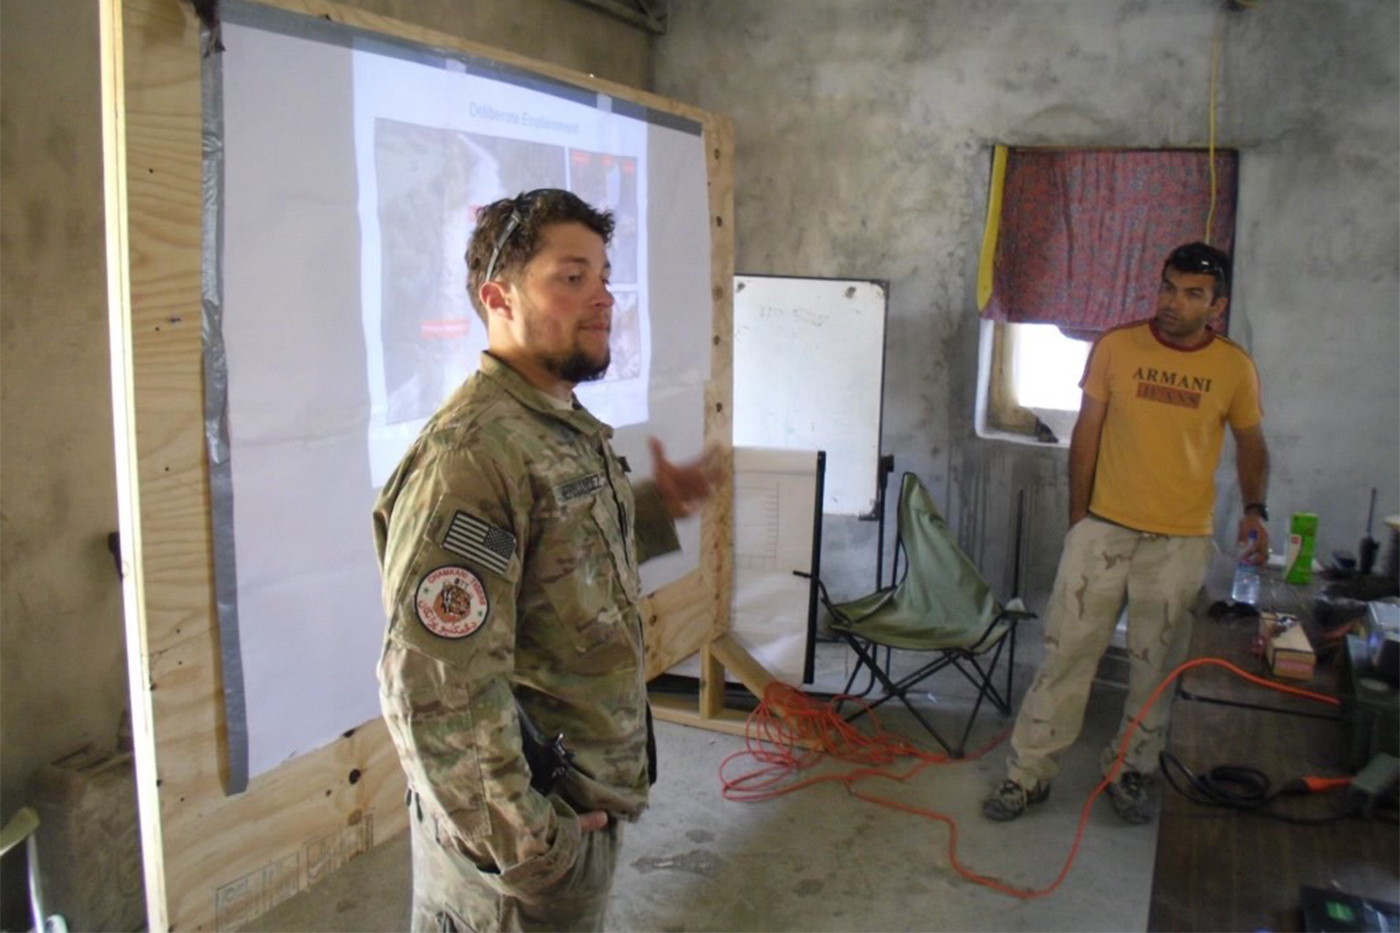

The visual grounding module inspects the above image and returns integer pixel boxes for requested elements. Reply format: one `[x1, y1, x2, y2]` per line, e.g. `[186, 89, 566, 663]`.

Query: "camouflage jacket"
[374, 353, 679, 897]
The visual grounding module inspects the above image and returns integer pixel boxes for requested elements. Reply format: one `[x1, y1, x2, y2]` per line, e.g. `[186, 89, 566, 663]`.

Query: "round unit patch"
[414, 566, 489, 639]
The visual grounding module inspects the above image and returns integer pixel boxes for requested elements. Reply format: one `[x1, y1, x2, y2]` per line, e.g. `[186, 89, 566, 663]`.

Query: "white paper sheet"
[671, 448, 819, 686]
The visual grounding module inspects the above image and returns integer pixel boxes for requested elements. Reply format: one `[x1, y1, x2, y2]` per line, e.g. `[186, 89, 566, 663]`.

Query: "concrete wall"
[1, 2, 125, 928]
[0, 1, 649, 927]
[655, 0, 1400, 603]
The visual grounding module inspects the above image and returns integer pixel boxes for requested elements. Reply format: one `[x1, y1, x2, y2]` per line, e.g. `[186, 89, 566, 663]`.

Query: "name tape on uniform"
[555, 472, 606, 505]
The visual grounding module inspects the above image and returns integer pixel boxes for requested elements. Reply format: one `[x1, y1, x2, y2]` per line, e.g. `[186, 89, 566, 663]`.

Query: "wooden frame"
[100, 1, 759, 928]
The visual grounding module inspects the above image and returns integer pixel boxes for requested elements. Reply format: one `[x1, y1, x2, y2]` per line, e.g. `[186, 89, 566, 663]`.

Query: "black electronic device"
[514, 699, 575, 796]
[1342, 634, 1400, 770]
[1359, 488, 1380, 576]
[1300, 885, 1400, 932]
[1366, 601, 1400, 687]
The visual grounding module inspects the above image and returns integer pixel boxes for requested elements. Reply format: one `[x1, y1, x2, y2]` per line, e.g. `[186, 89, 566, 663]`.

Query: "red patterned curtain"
[982, 149, 1237, 334]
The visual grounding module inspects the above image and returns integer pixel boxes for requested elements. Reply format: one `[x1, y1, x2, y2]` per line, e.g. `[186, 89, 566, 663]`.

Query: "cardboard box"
[30, 745, 145, 933]
[1260, 612, 1316, 680]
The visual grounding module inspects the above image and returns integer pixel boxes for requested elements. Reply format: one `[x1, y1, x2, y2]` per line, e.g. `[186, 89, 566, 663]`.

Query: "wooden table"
[1148, 561, 1400, 932]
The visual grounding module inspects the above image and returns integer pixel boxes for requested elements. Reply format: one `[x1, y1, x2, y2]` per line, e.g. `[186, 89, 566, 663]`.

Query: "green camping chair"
[819, 472, 1035, 757]
[1, 807, 67, 933]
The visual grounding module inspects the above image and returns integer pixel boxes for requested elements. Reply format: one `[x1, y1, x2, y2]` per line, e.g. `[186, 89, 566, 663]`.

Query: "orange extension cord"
[718, 657, 1343, 900]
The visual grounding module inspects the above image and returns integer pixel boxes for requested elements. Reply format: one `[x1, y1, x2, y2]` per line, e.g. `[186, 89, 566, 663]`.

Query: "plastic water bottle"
[1230, 531, 1261, 606]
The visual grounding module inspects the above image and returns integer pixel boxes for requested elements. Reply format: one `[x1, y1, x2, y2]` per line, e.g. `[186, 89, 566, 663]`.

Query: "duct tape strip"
[202, 32, 250, 796]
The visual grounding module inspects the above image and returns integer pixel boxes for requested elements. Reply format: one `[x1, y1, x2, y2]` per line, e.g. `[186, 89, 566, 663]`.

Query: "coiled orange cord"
[719, 657, 1341, 899]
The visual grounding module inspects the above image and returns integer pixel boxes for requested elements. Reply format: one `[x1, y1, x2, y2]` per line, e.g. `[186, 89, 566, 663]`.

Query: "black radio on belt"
[514, 699, 575, 795]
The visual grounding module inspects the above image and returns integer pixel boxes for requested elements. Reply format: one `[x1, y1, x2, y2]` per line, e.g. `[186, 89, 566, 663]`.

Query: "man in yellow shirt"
[984, 242, 1270, 824]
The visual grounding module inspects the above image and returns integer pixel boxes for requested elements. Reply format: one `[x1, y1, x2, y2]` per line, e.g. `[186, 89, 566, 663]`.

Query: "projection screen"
[209, 2, 713, 788]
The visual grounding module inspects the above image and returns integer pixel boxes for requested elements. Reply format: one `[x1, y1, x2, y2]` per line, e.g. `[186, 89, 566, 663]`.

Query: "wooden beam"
[707, 634, 776, 702]
[648, 693, 751, 738]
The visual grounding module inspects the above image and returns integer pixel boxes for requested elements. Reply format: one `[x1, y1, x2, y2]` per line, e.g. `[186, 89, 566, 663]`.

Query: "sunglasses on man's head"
[1169, 248, 1226, 281]
[484, 188, 563, 282]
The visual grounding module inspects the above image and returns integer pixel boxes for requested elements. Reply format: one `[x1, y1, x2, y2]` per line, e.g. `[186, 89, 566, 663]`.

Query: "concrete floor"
[250, 636, 1155, 932]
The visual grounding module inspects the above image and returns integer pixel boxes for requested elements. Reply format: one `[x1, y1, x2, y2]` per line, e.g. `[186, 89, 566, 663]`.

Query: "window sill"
[974, 423, 1069, 449]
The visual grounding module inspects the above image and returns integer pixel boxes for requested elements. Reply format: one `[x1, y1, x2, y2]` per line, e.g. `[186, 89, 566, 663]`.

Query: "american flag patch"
[442, 511, 516, 576]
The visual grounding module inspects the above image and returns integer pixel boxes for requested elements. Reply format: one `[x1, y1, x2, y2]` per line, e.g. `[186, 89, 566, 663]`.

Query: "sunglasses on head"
[1168, 246, 1227, 282]
[483, 188, 563, 283]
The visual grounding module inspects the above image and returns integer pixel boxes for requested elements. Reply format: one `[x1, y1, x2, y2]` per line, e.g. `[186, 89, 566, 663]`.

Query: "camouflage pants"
[1007, 516, 1215, 787]
[407, 797, 622, 933]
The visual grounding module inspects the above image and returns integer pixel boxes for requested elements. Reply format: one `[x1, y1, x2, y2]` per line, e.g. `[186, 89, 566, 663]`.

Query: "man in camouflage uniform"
[375, 189, 712, 932]
[983, 243, 1271, 825]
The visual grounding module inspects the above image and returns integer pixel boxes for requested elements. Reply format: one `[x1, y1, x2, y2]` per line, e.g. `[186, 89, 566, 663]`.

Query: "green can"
[1285, 512, 1319, 584]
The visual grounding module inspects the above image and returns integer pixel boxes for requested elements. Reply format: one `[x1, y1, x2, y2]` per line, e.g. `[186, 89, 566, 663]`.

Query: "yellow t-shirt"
[1082, 320, 1263, 536]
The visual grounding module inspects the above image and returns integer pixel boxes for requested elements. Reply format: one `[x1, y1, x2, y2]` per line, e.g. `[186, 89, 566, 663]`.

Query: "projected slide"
[371, 123, 562, 427]
[354, 54, 652, 485]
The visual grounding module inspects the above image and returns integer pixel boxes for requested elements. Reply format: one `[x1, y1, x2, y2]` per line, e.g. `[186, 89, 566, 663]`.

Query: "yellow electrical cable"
[1207, 1, 1259, 244]
[1206, 7, 1224, 244]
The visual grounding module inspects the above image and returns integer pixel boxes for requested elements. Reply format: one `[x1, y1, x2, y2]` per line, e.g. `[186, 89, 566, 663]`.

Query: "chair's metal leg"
[854, 645, 884, 698]
[838, 647, 863, 698]
[954, 691, 985, 758]
[839, 640, 959, 756]
[865, 654, 958, 755]
[842, 641, 923, 720]
[26, 831, 46, 933]
[835, 634, 880, 707]
[835, 627, 1027, 759]
[839, 638, 896, 713]
[897, 693, 956, 757]
[946, 634, 1018, 713]
[980, 657, 1011, 712]
[877, 657, 956, 717]
[952, 638, 1010, 756]
[1006, 623, 1017, 711]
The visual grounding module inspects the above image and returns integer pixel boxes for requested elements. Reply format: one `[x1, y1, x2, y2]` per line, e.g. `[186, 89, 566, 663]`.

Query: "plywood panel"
[104, 0, 735, 928]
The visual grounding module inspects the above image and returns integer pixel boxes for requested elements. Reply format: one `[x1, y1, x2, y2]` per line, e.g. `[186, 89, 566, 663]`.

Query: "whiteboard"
[733, 275, 887, 516]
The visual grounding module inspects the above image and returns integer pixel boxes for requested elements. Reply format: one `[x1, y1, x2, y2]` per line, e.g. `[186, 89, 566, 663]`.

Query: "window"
[979, 321, 1090, 443]
[974, 146, 1238, 445]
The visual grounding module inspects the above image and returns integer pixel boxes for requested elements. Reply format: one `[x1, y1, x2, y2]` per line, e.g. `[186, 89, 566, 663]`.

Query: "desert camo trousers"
[1007, 516, 1215, 788]
[407, 793, 622, 933]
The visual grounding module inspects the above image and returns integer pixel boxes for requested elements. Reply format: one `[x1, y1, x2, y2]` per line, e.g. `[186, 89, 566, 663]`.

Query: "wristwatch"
[1244, 502, 1269, 521]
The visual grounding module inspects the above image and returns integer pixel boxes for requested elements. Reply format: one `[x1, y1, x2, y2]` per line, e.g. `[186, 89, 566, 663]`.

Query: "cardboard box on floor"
[1260, 611, 1316, 681]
